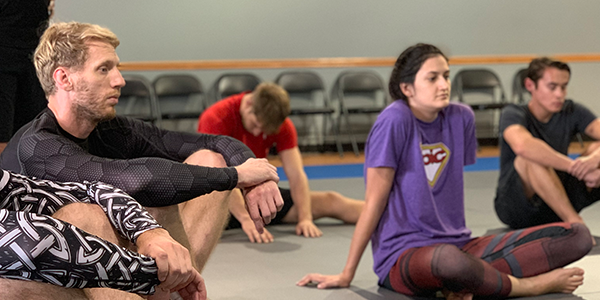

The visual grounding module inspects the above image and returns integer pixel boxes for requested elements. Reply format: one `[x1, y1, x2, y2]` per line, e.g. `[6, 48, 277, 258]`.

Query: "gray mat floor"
[202, 171, 600, 299]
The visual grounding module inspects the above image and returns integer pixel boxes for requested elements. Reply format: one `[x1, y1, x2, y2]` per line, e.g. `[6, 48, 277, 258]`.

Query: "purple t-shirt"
[365, 100, 477, 284]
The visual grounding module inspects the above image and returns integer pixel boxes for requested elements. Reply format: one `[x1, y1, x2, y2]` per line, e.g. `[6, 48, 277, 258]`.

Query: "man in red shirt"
[199, 82, 363, 243]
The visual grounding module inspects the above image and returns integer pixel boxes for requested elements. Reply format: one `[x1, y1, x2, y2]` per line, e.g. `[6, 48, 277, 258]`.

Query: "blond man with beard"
[0, 21, 283, 299]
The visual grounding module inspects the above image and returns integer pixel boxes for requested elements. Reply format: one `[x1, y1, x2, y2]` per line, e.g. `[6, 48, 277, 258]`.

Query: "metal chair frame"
[331, 70, 388, 156]
[275, 70, 342, 156]
[118, 75, 161, 126]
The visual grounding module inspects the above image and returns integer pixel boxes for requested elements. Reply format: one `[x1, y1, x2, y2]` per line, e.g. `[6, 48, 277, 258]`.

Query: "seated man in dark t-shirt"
[199, 83, 364, 243]
[495, 57, 600, 235]
[0, 21, 283, 290]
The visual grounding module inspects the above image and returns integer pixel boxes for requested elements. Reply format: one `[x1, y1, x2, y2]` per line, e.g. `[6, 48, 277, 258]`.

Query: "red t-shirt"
[198, 92, 297, 158]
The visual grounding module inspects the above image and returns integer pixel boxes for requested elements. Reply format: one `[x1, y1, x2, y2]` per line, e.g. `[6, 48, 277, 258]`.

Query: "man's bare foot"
[509, 267, 584, 297]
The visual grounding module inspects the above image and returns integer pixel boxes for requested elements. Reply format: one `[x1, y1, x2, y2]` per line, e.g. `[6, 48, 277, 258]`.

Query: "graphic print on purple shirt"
[364, 100, 477, 285]
[422, 143, 450, 187]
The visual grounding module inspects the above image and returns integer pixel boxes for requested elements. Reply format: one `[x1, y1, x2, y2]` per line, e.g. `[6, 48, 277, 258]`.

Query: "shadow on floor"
[314, 285, 435, 300]
[587, 236, 600, 255]
[348, 287, 435, 300]
[318, 286, 588, 300]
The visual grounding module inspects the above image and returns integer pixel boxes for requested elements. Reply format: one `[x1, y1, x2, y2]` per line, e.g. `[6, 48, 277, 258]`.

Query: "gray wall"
[54, 0, 600, 113]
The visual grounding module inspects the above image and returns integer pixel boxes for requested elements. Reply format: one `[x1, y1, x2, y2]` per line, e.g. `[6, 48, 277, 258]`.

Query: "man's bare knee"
[514, 155, 544, 179]
[184, 149, 227, 167]
[514, 155, 557, 177]
[513, 156, 531, 175]
[581, 141, 600, 156]
[311, 191, 337, 215]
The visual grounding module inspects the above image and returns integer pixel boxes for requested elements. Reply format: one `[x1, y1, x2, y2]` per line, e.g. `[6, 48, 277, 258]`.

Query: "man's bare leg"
[179, 189, 232, 271]
[144, 150, 233, 271]
[179, 149, 233, 271]
[0, 278, 88, 300]
[52, 203, 145, 300]
[145, 205, 192, 250]
[514, 156, 582, 223]
[282, 191, 364, 224]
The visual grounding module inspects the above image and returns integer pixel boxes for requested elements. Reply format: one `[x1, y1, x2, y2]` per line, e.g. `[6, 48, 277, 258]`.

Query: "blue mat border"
[277, 154, 580, 181]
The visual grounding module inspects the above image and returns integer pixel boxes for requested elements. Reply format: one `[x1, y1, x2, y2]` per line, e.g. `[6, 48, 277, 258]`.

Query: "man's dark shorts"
[226, 187, 294, 229]
[495, 170, 600, 229]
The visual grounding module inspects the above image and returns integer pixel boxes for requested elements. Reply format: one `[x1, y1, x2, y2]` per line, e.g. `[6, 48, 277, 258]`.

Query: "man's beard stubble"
[72, 81, 117, 124]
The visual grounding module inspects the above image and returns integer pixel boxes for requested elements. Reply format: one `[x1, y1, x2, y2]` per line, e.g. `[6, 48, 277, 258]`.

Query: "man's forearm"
[0, 171, 161, 244]
[289, 176, 312, 222]
[516, 137, 573, 172]
[86, 182, 162, 243]
[181, 132, 256, 166]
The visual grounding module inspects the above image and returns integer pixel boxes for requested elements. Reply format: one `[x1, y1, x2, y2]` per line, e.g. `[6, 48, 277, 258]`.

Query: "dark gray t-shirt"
[496, 100, 597, 195]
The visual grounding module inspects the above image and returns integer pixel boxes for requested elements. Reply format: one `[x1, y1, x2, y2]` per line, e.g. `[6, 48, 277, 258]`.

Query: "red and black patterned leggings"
[383, 222, 592, 297]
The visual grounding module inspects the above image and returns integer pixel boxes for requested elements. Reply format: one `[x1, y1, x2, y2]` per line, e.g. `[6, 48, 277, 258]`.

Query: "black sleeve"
[571, 101, 597, 134]
[0, 209, 160, 295]
[94, 117, 255, 167]
[16, 115, 256, 207]
[499, 104, 527, 136]
[141, 120, 255, 167]
[0, 170, 162, 244]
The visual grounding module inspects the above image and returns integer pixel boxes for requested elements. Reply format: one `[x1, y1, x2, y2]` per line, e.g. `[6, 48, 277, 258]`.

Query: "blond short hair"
[252, 83, 290, 134]
[34, 22, 120, 96]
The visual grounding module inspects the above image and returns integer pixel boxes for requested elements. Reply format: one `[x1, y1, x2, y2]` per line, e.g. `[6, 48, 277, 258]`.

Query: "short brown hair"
[252, 83, 290, 134]
[34, 22, 120, 96]
[527, 57, 571, 87]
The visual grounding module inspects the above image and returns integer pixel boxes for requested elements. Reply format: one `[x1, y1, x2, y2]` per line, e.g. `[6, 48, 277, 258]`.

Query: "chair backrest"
[451, 69, 506, 104]
[276, 71, 325, 94]
[332, 70, 388, 109]
[451, 69, 506, 140]
[152, 74, 204, 132]
[154, 74, 203, 97]
[210, 73, 261, 104]
[275, 71, 333, 147]
[275, 71, 329, 109]
[330, 70, 387, 154]
[511, 68, 530, 104]
[152, 74, 204, 115]
[116, 75, 161, 125]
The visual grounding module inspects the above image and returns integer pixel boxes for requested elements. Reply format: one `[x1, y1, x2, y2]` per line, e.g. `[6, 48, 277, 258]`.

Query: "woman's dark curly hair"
[389, 43, 448, 101]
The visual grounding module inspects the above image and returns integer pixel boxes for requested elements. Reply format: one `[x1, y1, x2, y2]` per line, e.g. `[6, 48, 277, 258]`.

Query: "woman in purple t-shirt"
[298, 44, 592, 299]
